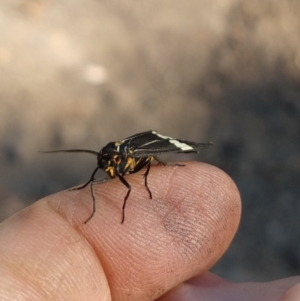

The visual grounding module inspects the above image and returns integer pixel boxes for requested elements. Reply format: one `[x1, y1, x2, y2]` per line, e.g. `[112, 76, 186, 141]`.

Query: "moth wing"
[120, 130, 212, 157]
[131, 138, 213, 157]
[120, 130, 157, 143]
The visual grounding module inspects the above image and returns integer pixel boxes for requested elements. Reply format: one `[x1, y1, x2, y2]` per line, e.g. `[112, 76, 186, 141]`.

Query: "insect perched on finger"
[41, 130, 213, 224]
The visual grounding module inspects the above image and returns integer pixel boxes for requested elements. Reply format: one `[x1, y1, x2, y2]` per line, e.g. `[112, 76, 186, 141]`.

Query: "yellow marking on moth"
[127, 156, 154, 172]
[147, 156, 154, 163]
[115, 141, 121, 152]
[105, 166, 115, 177]
[112, 154, 122, 164]
[125, 156, 135, 172]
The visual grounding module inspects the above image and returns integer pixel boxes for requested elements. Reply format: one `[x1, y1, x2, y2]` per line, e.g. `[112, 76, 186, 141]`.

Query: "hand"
[0, 162, 299, 300]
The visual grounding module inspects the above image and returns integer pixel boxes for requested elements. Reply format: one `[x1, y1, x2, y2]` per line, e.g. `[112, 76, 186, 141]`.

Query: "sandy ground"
[1, 0, 300, 281]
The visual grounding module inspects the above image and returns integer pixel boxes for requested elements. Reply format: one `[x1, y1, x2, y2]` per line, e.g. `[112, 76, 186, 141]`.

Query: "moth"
[42, 130, 212, 223]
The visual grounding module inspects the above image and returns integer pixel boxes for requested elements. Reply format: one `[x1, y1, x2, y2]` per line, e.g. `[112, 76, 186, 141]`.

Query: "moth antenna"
[39, 149, 98, 156]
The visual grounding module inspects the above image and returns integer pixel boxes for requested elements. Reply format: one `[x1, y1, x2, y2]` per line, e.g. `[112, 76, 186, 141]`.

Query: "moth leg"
[84, 177, 111, 224]
[118, 175, 131, 224]
[174, 163, 185, 167]
[154, 156, 185, 167]
[143, 163, 152, 199]
[84, 181, 97, 224]
[69, 167, 99, 191]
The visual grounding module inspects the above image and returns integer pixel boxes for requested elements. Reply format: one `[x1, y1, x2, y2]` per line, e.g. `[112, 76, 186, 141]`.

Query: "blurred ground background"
[1, 0, 300, 282]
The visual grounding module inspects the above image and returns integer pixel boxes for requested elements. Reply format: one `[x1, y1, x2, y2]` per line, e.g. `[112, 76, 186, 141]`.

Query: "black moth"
[42, 130, 213, 224]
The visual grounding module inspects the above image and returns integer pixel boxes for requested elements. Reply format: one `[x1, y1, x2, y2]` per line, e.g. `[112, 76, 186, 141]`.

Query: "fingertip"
[148, 162, 241, 267]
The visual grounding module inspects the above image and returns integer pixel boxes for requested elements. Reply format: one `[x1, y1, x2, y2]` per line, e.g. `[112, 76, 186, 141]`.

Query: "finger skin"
[0, 162, 241, 301]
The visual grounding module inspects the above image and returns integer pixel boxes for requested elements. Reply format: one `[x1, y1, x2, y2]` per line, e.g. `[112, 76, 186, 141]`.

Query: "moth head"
[97, 142, 122, 170]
